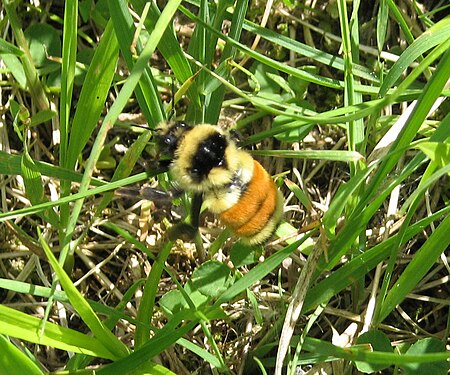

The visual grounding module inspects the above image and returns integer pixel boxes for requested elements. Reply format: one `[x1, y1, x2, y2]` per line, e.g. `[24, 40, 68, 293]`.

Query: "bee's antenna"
[127, 123, 155, 132]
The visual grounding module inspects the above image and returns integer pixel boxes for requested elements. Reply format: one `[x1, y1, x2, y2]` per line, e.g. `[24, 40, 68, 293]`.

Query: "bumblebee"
[120, 121, 284, 245]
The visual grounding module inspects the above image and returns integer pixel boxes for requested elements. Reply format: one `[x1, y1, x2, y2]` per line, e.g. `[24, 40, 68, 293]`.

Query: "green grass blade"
[59, 0, 78, 166]
[180, 5, 343, 90]
[0, 304, 117, 360]
[20, 145, 60, 227]
[379, 17, 450, 96]
[242, 20, 378, 83]
[251, 149, 363, 162]
[386, 0, 416, 46]
[95, 129, 152, 214]
[0, 151, 104, 185]
[96, 317, 198, 374]
[302, 337, 450, 366]
[377, 0, 389, 52]
[39, 233, 130, 359]
[135, 241, 174, 348]
[378, 213, 450, 322]
[369, 46, 450, 201]
[66, 20, 119, 170]
[131, 0, 202, 113]
[0, 335, 43, 375]
[206, 0, 248, 123]
[303, 205, 450, 312]
[215, 236, 314, 306]
[0, 172, 150, 222]
[109, 0, 165, 125]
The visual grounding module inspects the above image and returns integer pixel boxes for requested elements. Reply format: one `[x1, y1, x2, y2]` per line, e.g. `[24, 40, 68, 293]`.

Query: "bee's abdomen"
[219, 160, 283, 244]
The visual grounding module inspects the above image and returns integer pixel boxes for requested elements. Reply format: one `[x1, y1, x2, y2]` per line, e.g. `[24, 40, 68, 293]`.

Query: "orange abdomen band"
[219, 160, 277, 237]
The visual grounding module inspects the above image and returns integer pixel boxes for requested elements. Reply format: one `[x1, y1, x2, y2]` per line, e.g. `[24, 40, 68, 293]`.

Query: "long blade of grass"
[109, 0, 165, 125]
[0, 151, 104, 185]
[251, 149, 363, 162]
[379, 16, 450, 96]
[215, 235, 314, 306]
[242, 19, 378, 83]
[96, 316, 199, 374]
[0, 171, 150, 222]
[205, 0, 248, 123]
[135, 240, 174, 348]
[95, 129, 152, 214]
[301, 337, 450, 365]
[0, 335, 43, 375]
[59, 0, 78, 167]
[378, 212, 450, 322]
[180, 5, 343, 90]
[65, 20, 119, 170]
[0, 304, 117, 360]
[39, 232, 130, 359]
[132, 0, 202, 113]
[324, 46, 450, 269]
[303, 205, 450, 313]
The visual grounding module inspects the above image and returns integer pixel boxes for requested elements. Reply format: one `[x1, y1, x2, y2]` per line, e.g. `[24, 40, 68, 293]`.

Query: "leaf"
[191, 260, 234, 298]
[29, 110, 57, 128]
[0, 335, 43, 375]
[0, 304, 116, 360]
[378, 212, 450, 321]
[24, 23, 61, 68]
[249, 62, 280, 95]
[230, 242, 262, 268]
[355, 330, 393, 373]
[159, 288, 208, 317]
[66, 20, 119, 169]
[21, 150, 44, 204]
[0, 53, 27, 88]
[39, 233, 130, 359]
[0, 37, 24, 56]
[415, 141, 450, 169]
[402, 338, 448, 375]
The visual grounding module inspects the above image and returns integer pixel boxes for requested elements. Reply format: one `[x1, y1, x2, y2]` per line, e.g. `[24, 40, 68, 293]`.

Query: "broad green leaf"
[191, 260, 234, 298]
[230, 242, 262, 268]
[355, 330, 393, 373]
[402, 338, 448, 375]
[23, 23, 61, 67]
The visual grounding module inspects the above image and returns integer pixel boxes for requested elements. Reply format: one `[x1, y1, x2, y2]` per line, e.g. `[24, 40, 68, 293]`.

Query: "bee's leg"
[167, 193, 202, 242]
[115, 186, 182, 203]
[190, 193, 203, 230]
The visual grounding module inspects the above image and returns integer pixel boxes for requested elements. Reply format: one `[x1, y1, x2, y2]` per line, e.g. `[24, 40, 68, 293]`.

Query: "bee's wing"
[115, 187, 176, 203]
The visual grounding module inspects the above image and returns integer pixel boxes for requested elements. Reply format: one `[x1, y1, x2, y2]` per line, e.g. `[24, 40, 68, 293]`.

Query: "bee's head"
[155, 121, 192, 157]
[155, 122, 253, 192]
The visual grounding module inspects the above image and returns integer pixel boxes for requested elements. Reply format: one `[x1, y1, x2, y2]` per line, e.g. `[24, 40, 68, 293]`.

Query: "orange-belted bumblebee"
[118, 121, 284, 245]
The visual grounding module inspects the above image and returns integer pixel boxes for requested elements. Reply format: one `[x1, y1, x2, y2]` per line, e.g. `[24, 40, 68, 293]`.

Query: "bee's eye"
[163, 136, 174, 145]
[175, 121, 189, 128]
